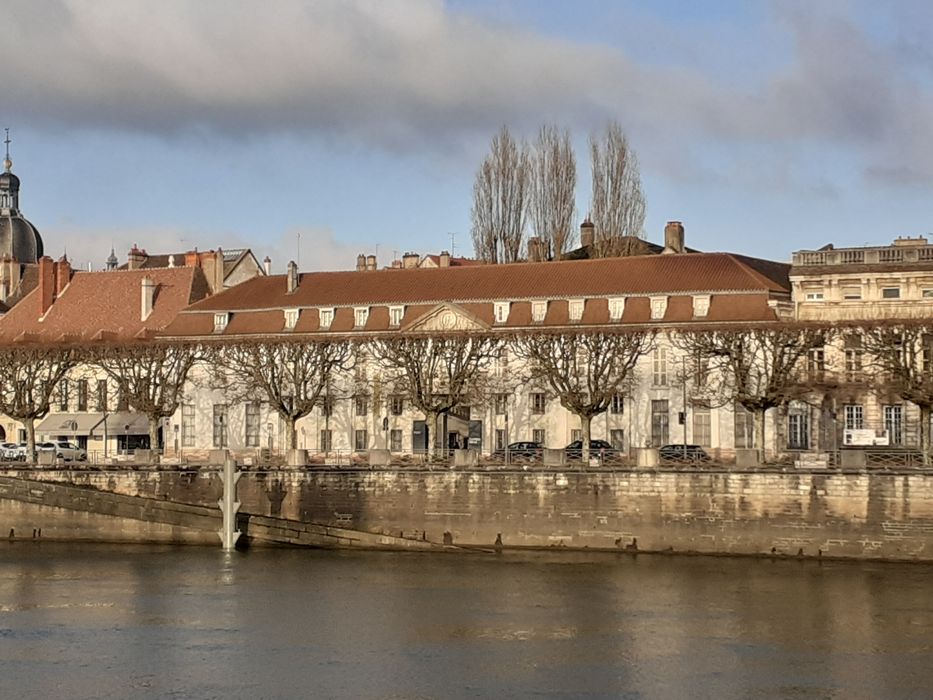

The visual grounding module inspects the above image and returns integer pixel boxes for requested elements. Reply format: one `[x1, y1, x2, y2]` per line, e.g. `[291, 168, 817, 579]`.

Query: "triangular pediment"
[402, 302, 490, 333]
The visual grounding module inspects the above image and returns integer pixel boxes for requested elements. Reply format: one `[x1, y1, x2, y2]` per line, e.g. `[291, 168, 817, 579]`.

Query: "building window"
[653, 347, 668, 386]
[355, 395, 369, 417]
[842, 287, 862, 300]
[805, 291, 824, 301]
[570, 429, 582, 443]
[320, 396, 334, 418]
[284, 308, 299, 330]
[495, 429, 506, 451]
[354, 307, 369, 328]
[610, 394, 624, 415]
[96, 379, 108, 412]
[608, 297, 625, 321]
[213, 312, 229, 331]
[692, 295, 710, 317]
[530, 392, 546, 414]
[181, 403, 195, 447]
[883, 405, 903, 445]
[788, 402, 809, 450]
[844, 404, 864, 430]
[58, 379, 69, 411]
[807, 347, 825, 383]
[923, 289, 933, 299]
[494, 394, 508, 415]
[494, 348, 509, 377]
[531, 301, 547, 323]
[881, 287, 901, 299]
[650, 296, 668, 320]
[734, 403, 755, 449]
[389, 395, 404, 416]
[390, 429, 402, 452]
[320, 429, 332, 452]
[117, 385, 130, 412]
[609, 429, 625, 451]
[245, 401, 260, 447]
[845, 335, 863, 381]
[651, 400, 670, 447]
[76, 380, 88, 412]
[319, 308, 334, 329]
[532, 428, 546, 445]
[693, 401, 711, 446]
[923, 336, 933, 377]
[493, 302, 510, 324]
[212, 404, 227, 448]
[354, 429, 368, 452]
[568, 299, 584, 321]
[389, 306, 405, 327]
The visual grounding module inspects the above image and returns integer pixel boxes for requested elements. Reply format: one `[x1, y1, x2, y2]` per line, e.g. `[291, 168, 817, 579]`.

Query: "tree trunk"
[24, 418, 36, 465]
[285, 417, 297, 451]
[754, 408, 767, 464]
[426, 410, 440, 462]
[581, 413, 592, 465]
[148, 416, 161, 454]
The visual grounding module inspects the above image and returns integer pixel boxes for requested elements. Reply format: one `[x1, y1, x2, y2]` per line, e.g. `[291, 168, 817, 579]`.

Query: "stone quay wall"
[2, 468, 933, 560]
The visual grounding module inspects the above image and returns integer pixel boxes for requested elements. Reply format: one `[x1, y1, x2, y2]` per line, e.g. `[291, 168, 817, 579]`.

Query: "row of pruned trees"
[2, 319, 933, 463]
[470, 121, 645, 263]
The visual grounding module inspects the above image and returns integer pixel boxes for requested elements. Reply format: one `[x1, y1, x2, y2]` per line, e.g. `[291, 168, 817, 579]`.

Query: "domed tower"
[0, 130, 43, 263]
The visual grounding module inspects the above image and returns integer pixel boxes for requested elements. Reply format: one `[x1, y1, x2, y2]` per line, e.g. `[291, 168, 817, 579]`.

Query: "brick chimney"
[356, 254, 366, 272]
[141, 275, 156, 321]
[185, 250, 199, 268]
[286, 260, 299, 293]
[197, 249, 225, 293]
[580, 218, 595, 248]
[38, 256, 55, 315]
[127, 245, 147, 270]
[402, 252, 419, 269]
[662, 221, 685, 254]
[438, 250, 451, 268]
[56, 256, 72, 296]
[527, 238, 543, 263]
[365, 254, 377, 271]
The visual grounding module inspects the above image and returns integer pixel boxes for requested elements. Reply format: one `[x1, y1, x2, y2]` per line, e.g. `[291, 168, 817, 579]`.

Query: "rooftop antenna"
[448, 231, 457, 257]
[297, 231, 301, 268]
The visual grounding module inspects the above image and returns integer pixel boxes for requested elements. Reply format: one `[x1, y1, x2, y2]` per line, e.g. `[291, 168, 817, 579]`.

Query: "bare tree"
[672, 325, 829, 459]
[589, 121, 646, 258]
[211, 338, 354, 450]
[514, 330, 655, 462]
[470, 126, 530, 263]
[528, 124, 576, 260]
[93, 341, 202, 452]
[0, 343, 79, 462]
[368, 334, 502, 459]
[858, 322, 933, 460]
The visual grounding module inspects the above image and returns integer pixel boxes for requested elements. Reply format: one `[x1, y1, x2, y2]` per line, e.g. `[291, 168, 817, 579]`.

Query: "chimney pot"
[263, 256, 272, 275]
[439, 250, 451, 268]
[580, 218, 595, 249]
[402, 252, 419, 269]
[286, 260, 299, 294]
[366, 254, 377, 271]
[356, 254, 366, 272]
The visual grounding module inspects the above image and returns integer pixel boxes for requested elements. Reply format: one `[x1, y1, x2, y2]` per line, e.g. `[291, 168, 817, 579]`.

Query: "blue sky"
[4, 0, 933, 272]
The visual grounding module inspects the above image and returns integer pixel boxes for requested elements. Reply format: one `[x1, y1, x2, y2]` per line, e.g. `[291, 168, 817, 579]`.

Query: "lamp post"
[123, 423, 129, 455]
[173, 424, 179, 456]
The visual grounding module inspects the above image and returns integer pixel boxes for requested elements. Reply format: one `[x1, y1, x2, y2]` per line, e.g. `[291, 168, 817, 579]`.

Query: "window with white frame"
[319, 429, 332, 452]
[609, 429, 625, 450]
[493, 301, 510, 324]
[884, 404, 903, 445]
[805, 291, 824, 301]
[389, 395, 404, 416]
[692, 401, 711, 446]
[245, 401, 261, 447]
[354, 429, 368, 452]
[390, 429, 402, 452]
[787, 401, 809, 450]
[692, 295, 710, 317]
[568, 299, 584, 321]
[389, 305, 405, 327]
[495, 429, 506, 451]
[531, 301, 547, 323]
[213, 312, 229, 332]
[181, 403, 195, 447]
[354, 307, 369, 327]
[844, 404, 864, 430]
[610, 394, 624, 415]
[212, 404, 227, 448]
[650, 296, 668, 320]
[319, 308, 334, 329]
[494, 394, 508, 415]
[734, 403, 755, 449]
[284, 308, 299, 329]
[842, 287, 862, 300]
[651, 400, 670, 446]
[608, 297, 625, 321]
[355, 394, 369, 417]
[530, 392, 546, 414]
[652, 347, 668, 386]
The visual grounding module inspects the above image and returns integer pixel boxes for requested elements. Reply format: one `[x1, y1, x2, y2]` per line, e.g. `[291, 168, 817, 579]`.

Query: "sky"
[3, 0, 933, 272]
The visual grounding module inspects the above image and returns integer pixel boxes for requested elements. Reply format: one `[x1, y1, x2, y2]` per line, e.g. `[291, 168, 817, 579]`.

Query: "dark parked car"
[492, 441, 544, 461]
[659, 444, 711, 463]
[564, 439, 620, 461]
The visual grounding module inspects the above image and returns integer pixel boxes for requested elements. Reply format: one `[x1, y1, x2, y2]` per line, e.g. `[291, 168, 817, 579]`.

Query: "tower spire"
[3, 129, 12, 173]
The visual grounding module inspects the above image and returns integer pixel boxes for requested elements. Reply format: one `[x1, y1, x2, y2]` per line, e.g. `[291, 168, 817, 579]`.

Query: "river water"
[0, 544, 931, 700]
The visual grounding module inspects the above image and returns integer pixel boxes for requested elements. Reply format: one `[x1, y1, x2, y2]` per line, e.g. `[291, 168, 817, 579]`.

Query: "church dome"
[0, 136, 43, 264]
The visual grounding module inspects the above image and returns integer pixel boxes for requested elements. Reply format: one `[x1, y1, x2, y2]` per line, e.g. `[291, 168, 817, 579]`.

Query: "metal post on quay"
[218, 453, 242, 551]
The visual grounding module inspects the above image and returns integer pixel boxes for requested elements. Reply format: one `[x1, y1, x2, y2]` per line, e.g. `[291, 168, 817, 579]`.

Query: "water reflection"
[0, 544, 931, 699]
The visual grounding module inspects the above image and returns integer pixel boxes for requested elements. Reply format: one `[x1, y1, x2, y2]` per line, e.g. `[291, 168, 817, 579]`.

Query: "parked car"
[492, 441, 544, 461]
[1, 442, 25, 460]
[659, 444, 711, 463]
[36, 441, 87, 462]
[564, 439, 620, 461]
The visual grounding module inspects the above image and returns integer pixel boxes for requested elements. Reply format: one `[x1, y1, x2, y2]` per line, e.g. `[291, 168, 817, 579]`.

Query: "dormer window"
[568, 299, 584, 322]
[213, 312, 229, 332]
[692, 295, 710, 318]
[608, 297, 625, 321]
[319, 308, 334, 329]
[494, 301, 510, 324]
[354, 307, 369, 328]
[389, 305, 405, 327]
[531, 301, 547, 323]
[649, 296, 668, 320]
[284, 308, 300, 330]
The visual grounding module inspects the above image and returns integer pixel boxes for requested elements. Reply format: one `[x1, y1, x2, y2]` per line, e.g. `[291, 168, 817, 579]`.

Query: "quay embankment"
[2, 466, 933, 561]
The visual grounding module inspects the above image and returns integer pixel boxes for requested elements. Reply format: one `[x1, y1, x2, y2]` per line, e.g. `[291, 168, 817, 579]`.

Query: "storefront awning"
[36, 413, 105, 437]
[102, 412, 151, 435]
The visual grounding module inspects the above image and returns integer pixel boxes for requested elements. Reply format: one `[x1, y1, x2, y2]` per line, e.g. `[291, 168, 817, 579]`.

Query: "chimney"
[263, 256, 272, 275]
[662, 221, 685, 254]
[527, 238, 542, 263]
[356, 254, 366, 272]
[141, 275, 156, 321]
[185, 250, 199, 268]
[127, 245, 146, 270]
[366, 254, 377, 271]
[38, 256, 54, 315]
[56, 256, 72, 296]
[580, 218, 595, 248]
[286, 260, 299, 293]
[167, 254, 175, 268]
[439, 250, 451, 268]
[402, 252, 419, 269]
[391, 259, 402, 269]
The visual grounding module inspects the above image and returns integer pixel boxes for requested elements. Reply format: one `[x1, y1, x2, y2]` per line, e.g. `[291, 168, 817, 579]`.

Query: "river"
[0, 543, 931, 699]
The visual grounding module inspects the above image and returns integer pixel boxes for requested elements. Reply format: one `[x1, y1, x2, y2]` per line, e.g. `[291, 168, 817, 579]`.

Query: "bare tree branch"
[589, 121, 646, 258]
[528, 124, 576, 260]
